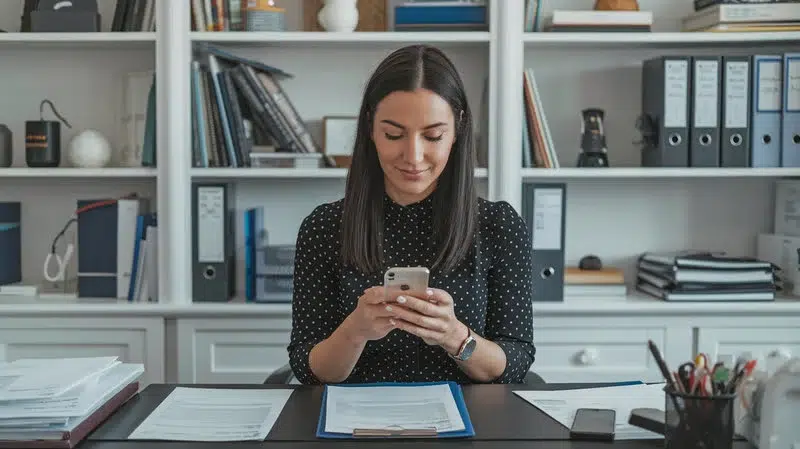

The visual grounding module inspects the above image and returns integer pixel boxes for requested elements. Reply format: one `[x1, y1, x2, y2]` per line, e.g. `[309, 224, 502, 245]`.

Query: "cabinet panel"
[176, 318, 291, 383]
[0, 317, 164, 386]
[697, 326, 800, 370]
[531, 320, 690, 384]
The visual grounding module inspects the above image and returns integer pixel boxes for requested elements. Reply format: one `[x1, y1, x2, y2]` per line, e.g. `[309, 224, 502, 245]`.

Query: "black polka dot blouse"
[287, 194, 536, 384]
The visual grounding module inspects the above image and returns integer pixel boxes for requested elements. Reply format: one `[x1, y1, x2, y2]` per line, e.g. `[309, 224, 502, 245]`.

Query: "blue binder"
[316, 381, 475, 439]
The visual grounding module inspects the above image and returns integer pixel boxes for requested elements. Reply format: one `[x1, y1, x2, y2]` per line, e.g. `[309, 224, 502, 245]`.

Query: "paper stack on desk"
[514, 383, 666, 440]
[0, 357, 144, 448]
[127, 387, 294, 441]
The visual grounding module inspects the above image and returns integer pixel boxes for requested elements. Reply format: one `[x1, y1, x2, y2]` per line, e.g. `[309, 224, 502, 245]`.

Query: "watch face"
[460, 337, 477, 360]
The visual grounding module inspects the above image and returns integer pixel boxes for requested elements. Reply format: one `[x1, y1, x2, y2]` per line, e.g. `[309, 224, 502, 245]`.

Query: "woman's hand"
[386, 288, 469, 356]
[342, 286, 396, 344]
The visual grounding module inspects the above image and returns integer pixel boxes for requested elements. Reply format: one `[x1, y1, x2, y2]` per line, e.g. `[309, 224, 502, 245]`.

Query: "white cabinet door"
[0, 316, 165, 386]
[697, 325, 800, 370]
[175, 318, 291, 384]
[531, 317, 691, 384]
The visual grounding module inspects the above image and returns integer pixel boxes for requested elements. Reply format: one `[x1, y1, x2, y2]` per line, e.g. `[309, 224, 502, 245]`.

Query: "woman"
[287, 44, 535, 385]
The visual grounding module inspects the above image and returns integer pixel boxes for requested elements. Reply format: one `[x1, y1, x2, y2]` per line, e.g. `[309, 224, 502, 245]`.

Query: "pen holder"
[664, 387, 735, 449]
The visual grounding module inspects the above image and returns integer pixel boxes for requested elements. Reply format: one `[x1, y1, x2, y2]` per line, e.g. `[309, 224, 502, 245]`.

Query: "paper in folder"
[316, 382, 475, 438]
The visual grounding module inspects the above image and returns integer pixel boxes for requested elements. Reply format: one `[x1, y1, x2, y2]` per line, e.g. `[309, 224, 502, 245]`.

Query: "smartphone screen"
[570, 408, 616, 441]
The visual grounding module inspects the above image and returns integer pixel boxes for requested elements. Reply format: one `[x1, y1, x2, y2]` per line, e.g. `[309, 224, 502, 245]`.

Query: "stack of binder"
[635, 251, 777, 302]
[0, 357, 143, 448]
[638, 52, 800, 169]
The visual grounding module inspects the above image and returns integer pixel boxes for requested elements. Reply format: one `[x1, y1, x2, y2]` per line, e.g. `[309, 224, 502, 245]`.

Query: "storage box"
[30, 11, 101, 32]
[249, 152, 323, 169]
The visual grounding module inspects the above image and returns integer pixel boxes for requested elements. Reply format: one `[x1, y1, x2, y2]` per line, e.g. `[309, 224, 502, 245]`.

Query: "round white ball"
[68, 130, 112, 168]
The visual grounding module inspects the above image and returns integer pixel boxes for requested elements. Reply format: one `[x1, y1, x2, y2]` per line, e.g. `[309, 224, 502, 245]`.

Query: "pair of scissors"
[677, 362, 695, 392]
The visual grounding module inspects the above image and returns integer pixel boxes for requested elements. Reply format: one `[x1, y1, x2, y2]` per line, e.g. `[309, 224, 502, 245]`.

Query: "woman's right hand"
[342, 286, 396, 344]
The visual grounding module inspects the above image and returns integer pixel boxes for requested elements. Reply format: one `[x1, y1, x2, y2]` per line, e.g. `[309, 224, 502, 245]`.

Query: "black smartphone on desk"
[570, 408, 616, 441]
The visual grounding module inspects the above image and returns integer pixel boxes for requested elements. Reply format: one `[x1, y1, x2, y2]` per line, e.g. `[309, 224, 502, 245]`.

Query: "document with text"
[324, 384, 465, 434]
[514, 383, 665, 440]
[127, 387, 293, 441]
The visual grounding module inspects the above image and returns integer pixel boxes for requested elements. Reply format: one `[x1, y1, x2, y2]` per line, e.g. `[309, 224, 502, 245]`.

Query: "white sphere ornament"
[318, 0, 359, 32]
[68, 129, 112, 168]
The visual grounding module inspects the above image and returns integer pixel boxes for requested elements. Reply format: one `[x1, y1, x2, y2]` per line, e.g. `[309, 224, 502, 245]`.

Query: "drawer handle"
[578, 348, 598, 366]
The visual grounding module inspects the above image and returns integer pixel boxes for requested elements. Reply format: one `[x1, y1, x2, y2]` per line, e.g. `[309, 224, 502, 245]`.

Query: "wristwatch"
[449, 328, 477, 361]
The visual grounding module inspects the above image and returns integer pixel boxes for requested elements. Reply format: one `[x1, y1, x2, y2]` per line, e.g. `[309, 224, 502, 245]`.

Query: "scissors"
[677, 362, 695, 392]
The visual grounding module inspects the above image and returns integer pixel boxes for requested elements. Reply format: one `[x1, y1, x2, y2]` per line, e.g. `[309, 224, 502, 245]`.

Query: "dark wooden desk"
[83, 383, 756, 449]
[80, 440, 754, 449]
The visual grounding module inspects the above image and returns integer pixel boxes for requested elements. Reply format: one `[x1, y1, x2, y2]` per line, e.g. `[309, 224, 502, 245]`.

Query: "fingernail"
[385, 305, 393, 312]
[397, 296, 406, 304]
[426, 289, 433, 297]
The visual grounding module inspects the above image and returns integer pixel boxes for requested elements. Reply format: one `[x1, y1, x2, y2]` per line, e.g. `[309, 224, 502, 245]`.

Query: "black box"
[30, 11, 101, 32]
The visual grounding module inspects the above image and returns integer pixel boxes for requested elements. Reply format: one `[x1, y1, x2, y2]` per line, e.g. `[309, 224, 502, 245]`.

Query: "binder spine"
[751, 54, 782, 168]
[782, 53, 800, 167]
[690, 56, 722, 167]
[720, 56, 751, 167]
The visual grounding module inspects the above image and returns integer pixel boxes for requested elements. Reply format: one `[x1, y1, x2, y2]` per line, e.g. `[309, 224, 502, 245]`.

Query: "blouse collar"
[384, 192, 434, 219]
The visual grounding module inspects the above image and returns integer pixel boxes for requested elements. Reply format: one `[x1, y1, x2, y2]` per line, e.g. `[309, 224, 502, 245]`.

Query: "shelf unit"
[522, 30, 800, 46]
[1, 0, 798, 306]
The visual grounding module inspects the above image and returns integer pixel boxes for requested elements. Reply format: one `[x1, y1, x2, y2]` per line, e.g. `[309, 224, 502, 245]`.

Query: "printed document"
[324, 384, 465, 434]
[127, 387, 293, 441]
[514, 383, 666, 440]
[0, 357, 120, 401]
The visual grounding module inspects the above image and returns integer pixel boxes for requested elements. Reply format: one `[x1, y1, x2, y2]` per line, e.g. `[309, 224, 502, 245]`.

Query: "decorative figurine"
[577, 108, 610, 167]
[594, 0, 640, 11]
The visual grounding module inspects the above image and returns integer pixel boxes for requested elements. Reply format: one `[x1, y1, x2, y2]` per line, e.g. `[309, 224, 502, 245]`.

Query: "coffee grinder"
[577, 108, 610, 167]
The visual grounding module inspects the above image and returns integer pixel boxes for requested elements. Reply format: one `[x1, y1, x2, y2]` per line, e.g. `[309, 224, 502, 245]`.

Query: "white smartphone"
[384, 267, 430, 301]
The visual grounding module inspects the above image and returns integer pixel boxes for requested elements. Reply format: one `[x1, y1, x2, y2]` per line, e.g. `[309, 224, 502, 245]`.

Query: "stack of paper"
[514, 383, 667, 440]
[127, 387, 294, 441]
[0, 357, 144, 448]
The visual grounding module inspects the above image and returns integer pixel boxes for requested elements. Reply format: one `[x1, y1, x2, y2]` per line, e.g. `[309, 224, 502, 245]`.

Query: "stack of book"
[190, 44, 331, 169]
[540, 9, 653, 32]
[682, 0, 800, 32]
[393, 0, 488, 31]
[636, 251, 777, 302]
[564, 266, 627, 301]
[0, 357, 143, 448]
[522, 69, 558, 168]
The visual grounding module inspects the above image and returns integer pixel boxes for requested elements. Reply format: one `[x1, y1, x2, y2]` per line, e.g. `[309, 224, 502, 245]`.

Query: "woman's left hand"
[386, 288, 469, 356]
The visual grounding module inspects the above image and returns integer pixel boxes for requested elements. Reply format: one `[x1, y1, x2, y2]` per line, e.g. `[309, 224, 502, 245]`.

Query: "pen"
[647, 340, 690, 425]
[648, 340, 677, 391]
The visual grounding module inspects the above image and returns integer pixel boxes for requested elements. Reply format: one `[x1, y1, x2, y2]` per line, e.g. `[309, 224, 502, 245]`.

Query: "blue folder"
[316, 381, 475, 439]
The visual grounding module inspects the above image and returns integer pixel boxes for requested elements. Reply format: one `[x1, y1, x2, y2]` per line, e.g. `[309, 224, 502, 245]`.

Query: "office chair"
[263, 363, 546, 385]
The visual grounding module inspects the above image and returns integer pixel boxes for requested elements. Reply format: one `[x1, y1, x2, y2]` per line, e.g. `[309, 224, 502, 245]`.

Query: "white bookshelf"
[190, 30, 490, 46]
[522, 31, 800, 47]
[0, 32, 156, 48]
[0, 168, 156, 179]
[0, 0, 797, 306]
[521, 167, 800, 179]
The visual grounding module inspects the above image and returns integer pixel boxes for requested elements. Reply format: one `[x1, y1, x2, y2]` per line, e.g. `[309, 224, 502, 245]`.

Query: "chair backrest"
[264, 363, 295, 384]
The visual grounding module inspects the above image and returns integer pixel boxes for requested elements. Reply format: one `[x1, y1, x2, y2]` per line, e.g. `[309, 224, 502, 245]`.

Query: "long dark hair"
[341, 44, 478, 275]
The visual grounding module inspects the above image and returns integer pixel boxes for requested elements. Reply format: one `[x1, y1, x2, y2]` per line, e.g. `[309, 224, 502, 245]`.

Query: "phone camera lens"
[400, 284, 409, 290]
[388, 272, 395, 277]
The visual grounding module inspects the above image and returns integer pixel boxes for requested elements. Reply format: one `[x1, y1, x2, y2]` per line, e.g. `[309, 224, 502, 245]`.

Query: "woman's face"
[371, 88, 456, 206]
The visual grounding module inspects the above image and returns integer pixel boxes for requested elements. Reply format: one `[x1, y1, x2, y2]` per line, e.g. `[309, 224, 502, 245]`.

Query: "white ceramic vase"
[318, 0, 359, 32]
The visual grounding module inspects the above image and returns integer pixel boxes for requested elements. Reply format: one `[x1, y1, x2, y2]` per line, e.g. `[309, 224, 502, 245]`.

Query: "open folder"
[316, 382, 475, 439]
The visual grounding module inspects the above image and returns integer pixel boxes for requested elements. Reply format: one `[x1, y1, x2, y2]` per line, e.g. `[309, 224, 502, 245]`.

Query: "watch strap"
[450, 328, 473, 361]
